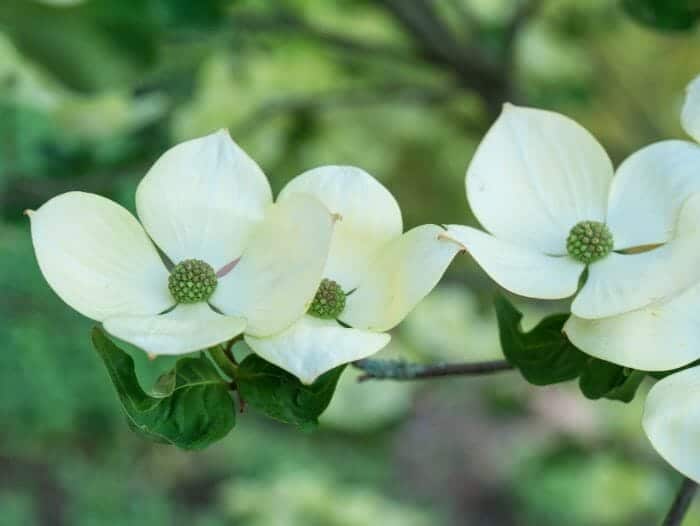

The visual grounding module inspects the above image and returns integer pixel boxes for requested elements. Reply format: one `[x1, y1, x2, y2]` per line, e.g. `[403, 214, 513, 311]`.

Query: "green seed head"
[168, 259, 218, 304]
[308, 278, 346, 319]
[566, 221, 614, 264]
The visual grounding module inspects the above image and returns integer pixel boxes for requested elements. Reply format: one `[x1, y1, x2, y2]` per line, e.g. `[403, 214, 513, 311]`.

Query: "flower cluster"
[27, 73, 700, 480]
[441, 75, 700, 484]
[28, 130, 460, 383]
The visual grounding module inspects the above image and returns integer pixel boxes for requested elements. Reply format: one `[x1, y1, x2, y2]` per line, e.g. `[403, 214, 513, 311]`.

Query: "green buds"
[168, 259, 218, 304]
[566, 221, 614, 264]
[308, 278, 346, 319]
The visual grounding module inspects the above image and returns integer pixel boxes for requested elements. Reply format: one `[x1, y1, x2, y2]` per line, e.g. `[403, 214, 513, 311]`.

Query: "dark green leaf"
[91, 327, 235, 449]
[579, 358, 646, 403]
[494, 294, 587, 386]
[237, 353, 344, 430]
[621, 0, 700, 31]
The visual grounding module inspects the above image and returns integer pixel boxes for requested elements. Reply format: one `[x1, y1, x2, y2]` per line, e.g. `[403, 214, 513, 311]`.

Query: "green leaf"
[0, 0, 158, 92]
[621, 0, 700, 31]
[237, 353, 345, 430]
[494, 294, 587, 386]
[91, 327, 235, 449]
[579, 358, 646, 402]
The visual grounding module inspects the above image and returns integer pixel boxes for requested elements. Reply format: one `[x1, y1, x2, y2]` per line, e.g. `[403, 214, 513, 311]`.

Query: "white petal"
[565, 282, 700, 370]
[442, 225, 584, 300]
[573, 193, 700, 319]
[278, 166, 403, 290]
[682, 74, 700, 143]
[136, 129, 273, 270]
[606, 140, 700, 249]
[467, 104, 613, 255]
[340, 225, 462, 332]
[245, 316, 390, 384]
[211, 194, 334, 337]
[643, 366, 700, 484]
[28, 192, 172, 321]
[103, 302, 246, 356]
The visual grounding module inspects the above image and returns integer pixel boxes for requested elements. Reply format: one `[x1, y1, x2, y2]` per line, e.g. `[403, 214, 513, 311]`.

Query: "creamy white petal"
[467, 104, 613, 255]
[211, 194, 334, 337]
[606, 140, 700, 249]
[573, 193, 700, 319]
[103, 302, 246, 356]
[28, 191, 172, 321]
[565, 282, 700, 371]
[278, 166, 403, 290]
[136, 129, 273, 270]
[643, 366, 700, 484]
[246, 316, 391, 385]
[442, 224, 584, 300]
[340, 225, 462, 332]
[682, 74, 700, 143]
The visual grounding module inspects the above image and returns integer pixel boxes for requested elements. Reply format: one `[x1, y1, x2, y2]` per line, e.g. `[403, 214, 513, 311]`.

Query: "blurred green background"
[2, 0, 700, 524]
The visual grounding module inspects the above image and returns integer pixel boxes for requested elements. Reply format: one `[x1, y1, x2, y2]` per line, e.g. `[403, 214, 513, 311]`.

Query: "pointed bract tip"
[437, 232, 466, 251]
[23, 209, 34, 218]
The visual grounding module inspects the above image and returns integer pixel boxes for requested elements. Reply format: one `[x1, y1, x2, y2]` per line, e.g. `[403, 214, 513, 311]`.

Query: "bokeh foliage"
[2, 1, 700, 524]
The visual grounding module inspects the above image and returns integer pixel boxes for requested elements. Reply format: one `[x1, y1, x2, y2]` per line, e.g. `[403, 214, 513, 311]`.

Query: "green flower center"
[168, 259, 218, 304]
[566, 221, 614, 264]
[308, 278, 346, 319]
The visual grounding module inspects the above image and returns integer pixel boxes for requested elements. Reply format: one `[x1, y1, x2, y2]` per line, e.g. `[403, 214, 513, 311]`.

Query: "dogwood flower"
[28, 130, 334, 356]
[442, 103, 700, 322]
[642, 365, 700, 484]
[564, 75, 700, 371]
[245, 167, 463, 384]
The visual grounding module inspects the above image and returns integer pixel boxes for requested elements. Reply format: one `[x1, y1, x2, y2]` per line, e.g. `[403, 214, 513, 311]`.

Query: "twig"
[353, 358, 514, 382]
[663, 477, 698, 526]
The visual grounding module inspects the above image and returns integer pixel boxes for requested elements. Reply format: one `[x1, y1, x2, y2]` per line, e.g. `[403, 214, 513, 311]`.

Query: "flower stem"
[353, 358, 513, 382]
[663, 477, 697, 526]
[208, 346, 239, 380]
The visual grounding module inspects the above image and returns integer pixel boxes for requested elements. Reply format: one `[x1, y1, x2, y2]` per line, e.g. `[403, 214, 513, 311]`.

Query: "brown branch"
[354, 358, 514, 382]
[663, 477, 697, 526]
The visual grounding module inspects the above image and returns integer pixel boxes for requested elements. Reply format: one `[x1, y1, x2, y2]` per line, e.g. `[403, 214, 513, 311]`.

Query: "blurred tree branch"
[233, 83, 485, 137]
[232, 0, 543, 123]
[231, 10, 422, 66]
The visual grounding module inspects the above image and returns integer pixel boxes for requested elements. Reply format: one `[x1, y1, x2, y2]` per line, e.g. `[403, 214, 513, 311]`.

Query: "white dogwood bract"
[643, 365, 700, 484]
[565, 76, 700, 371]
[28, 130, 335, 356]
[245, 167, 463, 384]
[443, 103, 700, 321]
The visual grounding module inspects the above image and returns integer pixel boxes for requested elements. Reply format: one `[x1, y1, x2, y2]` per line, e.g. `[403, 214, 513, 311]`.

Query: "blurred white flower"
[444, 103, 700, 322]
[246, 167, 463, 384]
[565, 76, 700, 371]
[28, 130, 334, 356]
